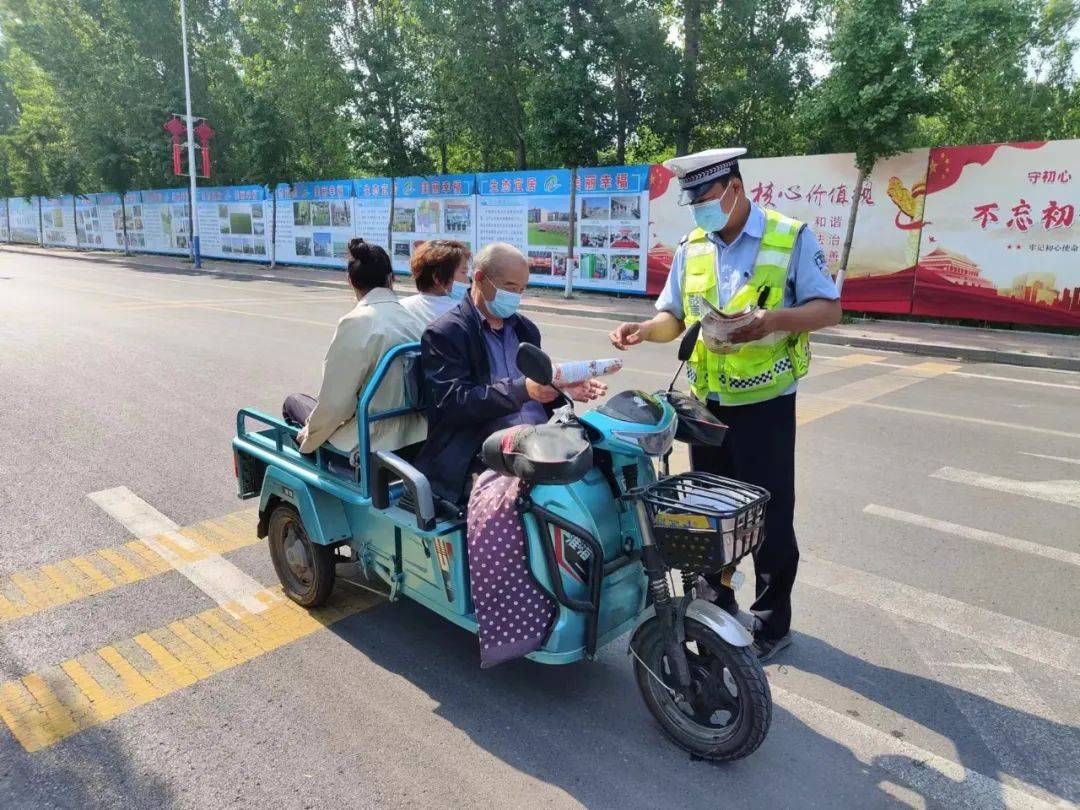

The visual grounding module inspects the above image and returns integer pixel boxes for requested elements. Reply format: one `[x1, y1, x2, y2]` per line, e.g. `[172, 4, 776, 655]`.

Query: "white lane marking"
[1021, 452, 1080, 466]
[932, 467, 1080, 509]
[799, 554, 1080, 672]
[772, 685, 1057, 810]
[864, 504, 1080, 568]
[88, 487, 275, 617]
[852, 401, 1080, 440]
[951, 371, 1080, 392]
[926, 661, 1014, 672]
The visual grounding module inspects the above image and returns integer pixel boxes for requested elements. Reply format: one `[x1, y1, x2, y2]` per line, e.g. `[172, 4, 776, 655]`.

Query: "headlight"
[613, 418, 677, 457]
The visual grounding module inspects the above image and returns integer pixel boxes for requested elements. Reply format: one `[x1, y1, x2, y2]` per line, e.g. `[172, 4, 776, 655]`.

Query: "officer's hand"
[610, 322, 644, 351]
[729, 310, 776, 344]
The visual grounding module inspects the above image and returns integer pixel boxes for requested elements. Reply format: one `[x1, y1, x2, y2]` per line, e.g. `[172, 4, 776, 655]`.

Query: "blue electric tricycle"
[232, 324, 773, 760]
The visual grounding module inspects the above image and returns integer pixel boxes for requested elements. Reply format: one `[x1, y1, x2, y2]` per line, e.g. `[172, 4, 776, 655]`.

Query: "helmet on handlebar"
[659, 391, 728, 447]
[481, 423, 593, 485]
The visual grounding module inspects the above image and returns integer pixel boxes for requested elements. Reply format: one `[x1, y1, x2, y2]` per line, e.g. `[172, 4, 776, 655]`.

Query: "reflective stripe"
[756, 249, 791, 268]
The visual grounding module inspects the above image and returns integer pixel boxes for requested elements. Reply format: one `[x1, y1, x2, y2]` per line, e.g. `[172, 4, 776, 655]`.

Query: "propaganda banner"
[914, 140, 1080, 327]
[352, 178, 393, 255]
[131, 189, 190, 255]
[571, 164, 651, 294]
[274, 180, 355, 268]
[9, 196, 41, 244]
[842, 149, 931, 314]
[391, 174, 476, 275]
[40, 196, 78, 247]
[76, 193, 126, 251]
[476, 168, 574, 289]
[195, 185, 271, 262]
[647, 153, 860, 296]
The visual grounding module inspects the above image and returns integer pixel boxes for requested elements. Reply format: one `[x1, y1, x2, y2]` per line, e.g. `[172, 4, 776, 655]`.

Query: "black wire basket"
[638, 472, 770, 575]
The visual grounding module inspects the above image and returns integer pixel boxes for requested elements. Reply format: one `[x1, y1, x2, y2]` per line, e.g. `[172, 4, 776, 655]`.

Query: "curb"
[7, 244, 1078, 372]
[812, 331, 1080, 372]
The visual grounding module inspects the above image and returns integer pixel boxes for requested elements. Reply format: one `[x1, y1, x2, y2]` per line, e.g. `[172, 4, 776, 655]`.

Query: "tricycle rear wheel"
[631, 615, 771, 761]
[267, 503, 335, 607]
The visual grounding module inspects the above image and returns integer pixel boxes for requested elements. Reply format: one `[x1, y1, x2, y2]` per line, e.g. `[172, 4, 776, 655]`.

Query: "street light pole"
[179, 0, 201, 269]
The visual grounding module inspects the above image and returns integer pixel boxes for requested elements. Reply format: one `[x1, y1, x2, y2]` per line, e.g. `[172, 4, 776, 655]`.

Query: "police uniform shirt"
[654, 202, 840, 400]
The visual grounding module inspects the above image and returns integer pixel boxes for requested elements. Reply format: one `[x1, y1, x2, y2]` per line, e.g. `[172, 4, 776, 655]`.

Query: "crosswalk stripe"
[865, 503, 1080, 568]
[773, 685, 1057, 809]
[0, 509, 262, 626]
[932, 466, 1080, 509]
[0, 587, 377, 752]
[800, 554, 1080, 672]
[89, 487, 272, 617]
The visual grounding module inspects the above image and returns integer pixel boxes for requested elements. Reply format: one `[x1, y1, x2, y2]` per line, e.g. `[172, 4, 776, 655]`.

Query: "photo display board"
[8, 197, 40, 244]
[130, 189, 191, 254]
[76, 193, 126, 250]
[390, 174, 476, 274]
[573, 165, 651, 293]
[196, 185, 271, 261]
[0, 199, 8, 242]
[352, 178, 393, 253]
[476, 169, 573, 287]
[275, 180, 355, 268]
[41, 196, 78, 247]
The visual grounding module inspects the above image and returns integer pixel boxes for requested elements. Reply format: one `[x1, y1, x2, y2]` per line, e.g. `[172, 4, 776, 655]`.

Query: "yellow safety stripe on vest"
[680, 207, 812, 405]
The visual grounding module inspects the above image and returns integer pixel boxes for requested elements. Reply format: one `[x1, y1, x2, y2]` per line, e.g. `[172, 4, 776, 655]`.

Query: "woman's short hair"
[347, 238, 393, 292]
[410, 239, 471, 293]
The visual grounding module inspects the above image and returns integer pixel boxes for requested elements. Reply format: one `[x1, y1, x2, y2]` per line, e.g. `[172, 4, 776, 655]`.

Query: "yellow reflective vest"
[680, 208, 811, 405]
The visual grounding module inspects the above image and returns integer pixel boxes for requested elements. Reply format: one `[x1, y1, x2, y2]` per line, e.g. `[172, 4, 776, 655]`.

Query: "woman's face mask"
[690, 182, 735, 233]
[448, 280, 469, 301]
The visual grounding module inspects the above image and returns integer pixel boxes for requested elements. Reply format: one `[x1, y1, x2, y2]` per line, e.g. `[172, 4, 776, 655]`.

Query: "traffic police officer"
[610, 148, 841, 660]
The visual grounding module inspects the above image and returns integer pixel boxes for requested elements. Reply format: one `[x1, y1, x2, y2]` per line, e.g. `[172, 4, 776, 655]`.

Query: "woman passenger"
[399, 238, 471, 324]
[283, 238, 426, 459]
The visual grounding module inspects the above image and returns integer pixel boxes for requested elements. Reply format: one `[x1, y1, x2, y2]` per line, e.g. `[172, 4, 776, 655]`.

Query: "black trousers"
[690, 393, 798, 640]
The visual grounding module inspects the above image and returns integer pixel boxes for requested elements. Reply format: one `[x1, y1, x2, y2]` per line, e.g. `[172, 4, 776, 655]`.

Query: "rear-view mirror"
[678, 321, 702, 363]
[517, 343, 554, 386]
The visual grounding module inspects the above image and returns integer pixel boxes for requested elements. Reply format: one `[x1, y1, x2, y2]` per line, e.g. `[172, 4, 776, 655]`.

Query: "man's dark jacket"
[416, 295, 552, 504]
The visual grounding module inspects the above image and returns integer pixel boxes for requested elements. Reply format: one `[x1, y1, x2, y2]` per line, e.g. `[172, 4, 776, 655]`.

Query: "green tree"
[801, 0, 936, 289]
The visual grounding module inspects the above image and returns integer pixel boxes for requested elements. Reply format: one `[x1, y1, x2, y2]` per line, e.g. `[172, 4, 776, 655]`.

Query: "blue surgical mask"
[483, 277, 522, 318]
[448, 280, 469, 301]
[690, 184, 734, 233]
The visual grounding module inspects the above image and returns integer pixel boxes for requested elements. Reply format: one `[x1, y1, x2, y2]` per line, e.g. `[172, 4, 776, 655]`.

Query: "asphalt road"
[1, 249, 1078, 809]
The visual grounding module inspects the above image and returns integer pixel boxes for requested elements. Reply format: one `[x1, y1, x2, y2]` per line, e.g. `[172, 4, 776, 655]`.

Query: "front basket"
[638, 472, 769, 575]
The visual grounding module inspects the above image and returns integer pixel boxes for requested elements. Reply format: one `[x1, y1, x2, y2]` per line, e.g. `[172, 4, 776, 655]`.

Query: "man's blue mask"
[482, 276, 521, 318]
[690, 183, 734, 233]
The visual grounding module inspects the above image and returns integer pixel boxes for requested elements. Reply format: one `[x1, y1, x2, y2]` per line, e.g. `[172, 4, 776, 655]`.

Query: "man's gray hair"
[474, 242, 527, 280]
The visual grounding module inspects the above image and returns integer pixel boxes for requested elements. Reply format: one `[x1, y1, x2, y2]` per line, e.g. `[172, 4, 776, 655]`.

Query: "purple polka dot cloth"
[467, 469, 556, 668]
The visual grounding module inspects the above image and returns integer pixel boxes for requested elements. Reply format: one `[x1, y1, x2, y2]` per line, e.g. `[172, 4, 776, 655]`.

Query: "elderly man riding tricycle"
[232, 323, 773, 761]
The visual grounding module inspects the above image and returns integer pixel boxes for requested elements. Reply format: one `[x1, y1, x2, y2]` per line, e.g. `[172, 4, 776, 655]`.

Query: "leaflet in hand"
[552, 358, 623, 386]
[698, 298, 758, 354]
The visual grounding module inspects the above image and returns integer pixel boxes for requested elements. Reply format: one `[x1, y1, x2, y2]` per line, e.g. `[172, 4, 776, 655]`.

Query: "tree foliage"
[0, 0, 1075, 198]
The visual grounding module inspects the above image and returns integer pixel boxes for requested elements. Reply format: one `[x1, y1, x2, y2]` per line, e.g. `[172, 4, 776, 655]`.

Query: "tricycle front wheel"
[631, 616, 771, 761]
[267, 503, 335, 607]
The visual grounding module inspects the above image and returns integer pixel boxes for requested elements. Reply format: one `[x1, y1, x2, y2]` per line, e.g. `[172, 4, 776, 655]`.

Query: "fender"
[259, 467, 352, 546]
[685, 598, 753, 647]
[635, 598, 753, 648]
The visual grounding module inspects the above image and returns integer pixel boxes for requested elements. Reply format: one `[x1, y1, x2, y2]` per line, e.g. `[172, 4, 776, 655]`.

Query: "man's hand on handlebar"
[564, 378, 607, 403]
[525, 378, 559, 403]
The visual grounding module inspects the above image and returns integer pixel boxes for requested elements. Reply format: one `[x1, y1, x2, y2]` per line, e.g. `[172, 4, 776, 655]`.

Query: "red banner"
[914, 140, 1080, 327]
